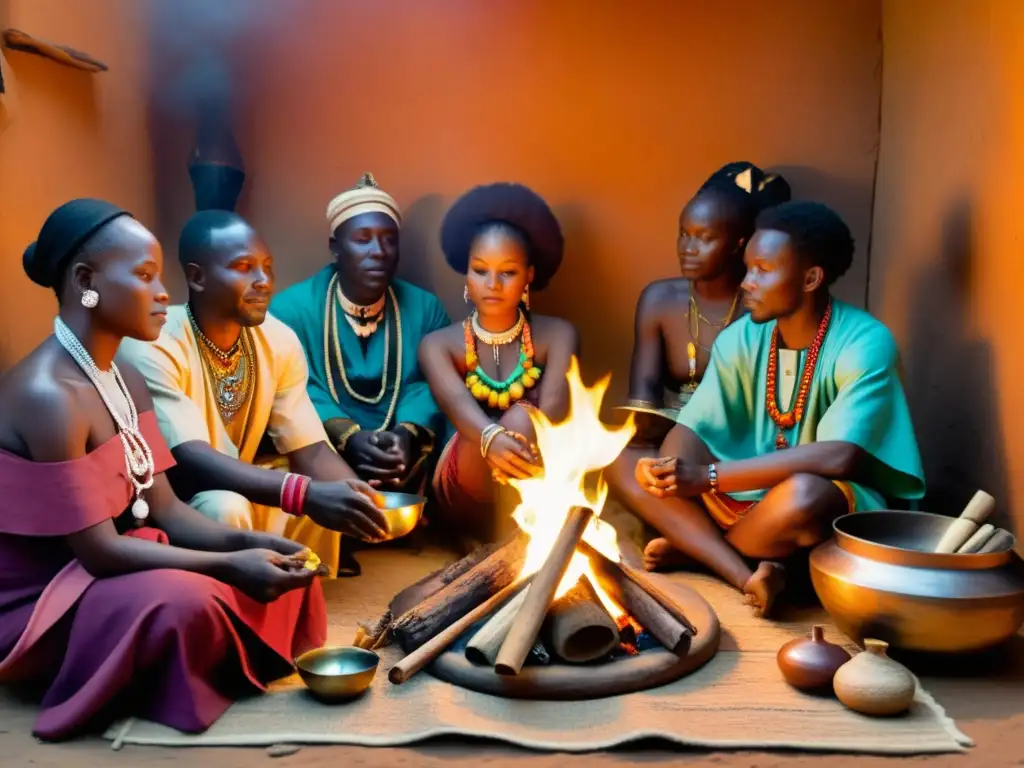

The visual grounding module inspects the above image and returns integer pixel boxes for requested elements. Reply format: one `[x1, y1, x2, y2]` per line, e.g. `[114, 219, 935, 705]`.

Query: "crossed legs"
[610, 424, 848, 616]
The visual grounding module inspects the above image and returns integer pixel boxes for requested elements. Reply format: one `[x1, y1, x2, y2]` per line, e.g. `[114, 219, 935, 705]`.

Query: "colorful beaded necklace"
[463, 310, 542, 411]
[765, 300, 832, 449]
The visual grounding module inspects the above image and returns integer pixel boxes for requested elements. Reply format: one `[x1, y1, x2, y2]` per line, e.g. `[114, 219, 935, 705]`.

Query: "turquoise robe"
[677, 299, 925, 511]
[270, 266, 450, 439]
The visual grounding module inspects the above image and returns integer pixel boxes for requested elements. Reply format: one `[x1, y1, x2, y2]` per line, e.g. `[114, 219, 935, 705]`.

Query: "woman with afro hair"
[419, 182, 578, 548]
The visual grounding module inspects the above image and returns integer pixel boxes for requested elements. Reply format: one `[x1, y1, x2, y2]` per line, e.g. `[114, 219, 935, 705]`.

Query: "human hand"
[366, 430, 414, 486]
[224, 548, 323, 603]
[344, 430, 406, 488]
[242, 531, 307, 557]
[635, 456, 710, 499]
[304, 478, 391, 542]
[486, 430, 541, 483]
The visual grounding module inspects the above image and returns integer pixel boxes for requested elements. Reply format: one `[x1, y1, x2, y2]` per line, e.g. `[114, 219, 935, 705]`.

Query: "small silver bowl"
[294, 646, 379, 701]
[378, 491, 425, 540]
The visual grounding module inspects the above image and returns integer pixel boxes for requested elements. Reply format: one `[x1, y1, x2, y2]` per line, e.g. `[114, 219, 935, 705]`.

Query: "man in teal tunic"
[634, 201, 925, 617]
[271, 174, 450, 571]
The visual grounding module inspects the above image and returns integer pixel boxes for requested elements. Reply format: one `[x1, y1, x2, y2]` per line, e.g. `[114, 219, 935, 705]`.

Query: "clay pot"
[777, 625, 851, 692]
[832, 639, 916, 716]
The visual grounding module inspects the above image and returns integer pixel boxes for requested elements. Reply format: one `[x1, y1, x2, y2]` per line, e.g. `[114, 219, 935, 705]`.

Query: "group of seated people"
[0, 163, 925, 740]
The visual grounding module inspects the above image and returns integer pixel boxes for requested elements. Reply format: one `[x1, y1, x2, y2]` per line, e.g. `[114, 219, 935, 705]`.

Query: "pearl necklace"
[470, 309, 525, 366]
[53, 317, 155, 521]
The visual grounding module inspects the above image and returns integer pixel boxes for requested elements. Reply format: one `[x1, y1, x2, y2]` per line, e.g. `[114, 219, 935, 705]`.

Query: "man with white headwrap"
[272, 174, 450, 569]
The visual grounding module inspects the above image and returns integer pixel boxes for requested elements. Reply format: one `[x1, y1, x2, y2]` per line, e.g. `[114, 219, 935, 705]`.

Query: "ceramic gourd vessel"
[832, 639, 916, 716]
[777, 625, 852, 691]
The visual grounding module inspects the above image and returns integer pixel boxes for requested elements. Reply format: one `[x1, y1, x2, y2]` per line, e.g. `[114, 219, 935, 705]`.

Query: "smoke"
[144, 0, 286, 119]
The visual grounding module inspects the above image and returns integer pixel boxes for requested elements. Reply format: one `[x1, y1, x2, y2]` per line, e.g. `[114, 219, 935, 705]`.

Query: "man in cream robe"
[121, 210, 389, 576]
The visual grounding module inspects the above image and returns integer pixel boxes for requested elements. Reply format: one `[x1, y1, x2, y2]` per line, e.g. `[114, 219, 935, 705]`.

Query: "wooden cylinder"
[494, 506, 594, 676]
[391, 534, 528, 651]
[978, 528, 1015, 554]
[579, 540, 697, 637]
[465, 585, 531, 666]
[934, 490, 996, 553]
[389, 577, 528, 685]
[546, 575, 620, 663]
[957, 523, 996, 554]
[585, 544, 693, 655]
[389, 534, 520, 618]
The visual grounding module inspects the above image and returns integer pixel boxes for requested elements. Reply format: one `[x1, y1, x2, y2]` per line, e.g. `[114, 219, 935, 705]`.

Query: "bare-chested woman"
[605, 162, 790, 571]
[421, 183, 578, 548]
[0, 199, 327, 740]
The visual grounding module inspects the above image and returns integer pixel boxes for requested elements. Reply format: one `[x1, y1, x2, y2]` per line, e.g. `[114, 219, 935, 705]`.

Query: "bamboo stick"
[957, 523, 996, 554]
[388, 576, 530, 684]
[465, 585, 531, 665]
[934, 490, 996, 553]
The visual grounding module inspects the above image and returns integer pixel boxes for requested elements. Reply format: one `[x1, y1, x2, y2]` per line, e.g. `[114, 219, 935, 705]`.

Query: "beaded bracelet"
[707, 463, 719, 495]
[281, 472, 312, 516]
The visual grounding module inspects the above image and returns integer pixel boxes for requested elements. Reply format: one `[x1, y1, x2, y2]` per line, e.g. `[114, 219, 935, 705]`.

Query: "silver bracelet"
[707, 463, 719, 494]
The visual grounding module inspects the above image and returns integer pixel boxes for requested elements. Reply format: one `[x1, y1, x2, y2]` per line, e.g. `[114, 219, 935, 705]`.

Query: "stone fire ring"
[427, 576, 721, 700]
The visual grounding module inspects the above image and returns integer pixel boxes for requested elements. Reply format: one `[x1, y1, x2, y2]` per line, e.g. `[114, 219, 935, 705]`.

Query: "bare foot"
[742, 561, 786, 618]
[643, 538, 696, 572]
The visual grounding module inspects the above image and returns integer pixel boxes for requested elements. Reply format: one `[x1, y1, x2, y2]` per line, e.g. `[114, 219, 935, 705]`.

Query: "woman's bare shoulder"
[421, 321, 464, 351]
[0, 347, 91, 461]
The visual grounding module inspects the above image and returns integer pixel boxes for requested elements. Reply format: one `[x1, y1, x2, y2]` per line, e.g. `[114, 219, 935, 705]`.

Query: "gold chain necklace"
[470, 309, 525, 366]
[186, 303, 241, 363]
[682, 284, 741, 394]
[322, 271, 403, 431]
[186, 306, 256, 425]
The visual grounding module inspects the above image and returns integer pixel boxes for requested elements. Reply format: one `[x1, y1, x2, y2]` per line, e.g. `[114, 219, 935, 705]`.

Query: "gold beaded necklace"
[322, 271, 402, 431]
[186, 303, 257, 427]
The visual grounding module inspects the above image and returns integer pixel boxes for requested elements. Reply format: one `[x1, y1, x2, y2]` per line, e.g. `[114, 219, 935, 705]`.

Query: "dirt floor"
[3, 544, 1023, 768]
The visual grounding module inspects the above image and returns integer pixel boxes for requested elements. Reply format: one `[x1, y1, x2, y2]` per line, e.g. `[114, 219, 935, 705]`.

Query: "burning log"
[389, 577, 530, 684]
[580, 540, 697, 639]
[392, 534, 528, 651]
[584, 542, 693, 655]
[495, 506, 595, 676]
[465, 585, 531, 666]
[545, 575, 620, 663]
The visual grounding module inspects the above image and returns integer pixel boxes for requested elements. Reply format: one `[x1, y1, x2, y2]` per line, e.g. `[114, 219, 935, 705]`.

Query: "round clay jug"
[777, 625, 852, 692]
[832, 639, 916, 716]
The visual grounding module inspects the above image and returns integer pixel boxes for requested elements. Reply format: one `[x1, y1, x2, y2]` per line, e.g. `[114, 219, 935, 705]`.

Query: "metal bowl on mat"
[378, 491, 425, 540]
[295, 646, 379, 701]
[809, 511, 1024, 654]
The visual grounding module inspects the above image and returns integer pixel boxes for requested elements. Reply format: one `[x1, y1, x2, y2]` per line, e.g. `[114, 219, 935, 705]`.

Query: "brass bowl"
[810, 511, 1024, 654]
[378, 491, 425, 540]
[294, 646, 379, 701]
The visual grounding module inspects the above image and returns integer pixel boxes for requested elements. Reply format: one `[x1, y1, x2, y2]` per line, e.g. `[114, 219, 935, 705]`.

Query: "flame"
[508, 356, 636, 617]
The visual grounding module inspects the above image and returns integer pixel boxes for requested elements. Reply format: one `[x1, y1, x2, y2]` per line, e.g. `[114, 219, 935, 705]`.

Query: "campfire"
[356, 357, 697, 686]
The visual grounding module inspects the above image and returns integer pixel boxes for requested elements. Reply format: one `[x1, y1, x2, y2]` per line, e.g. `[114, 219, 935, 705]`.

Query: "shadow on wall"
[770, 164, 874, 307]
[902, 199, 1012, 528]
[398, 193, 463, 319]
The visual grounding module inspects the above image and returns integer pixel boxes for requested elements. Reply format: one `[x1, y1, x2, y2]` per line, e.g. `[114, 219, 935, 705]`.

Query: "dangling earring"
[463, 285, 470, 304]
[521, 285, 530, 310]
[81, 289, 99, 309]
